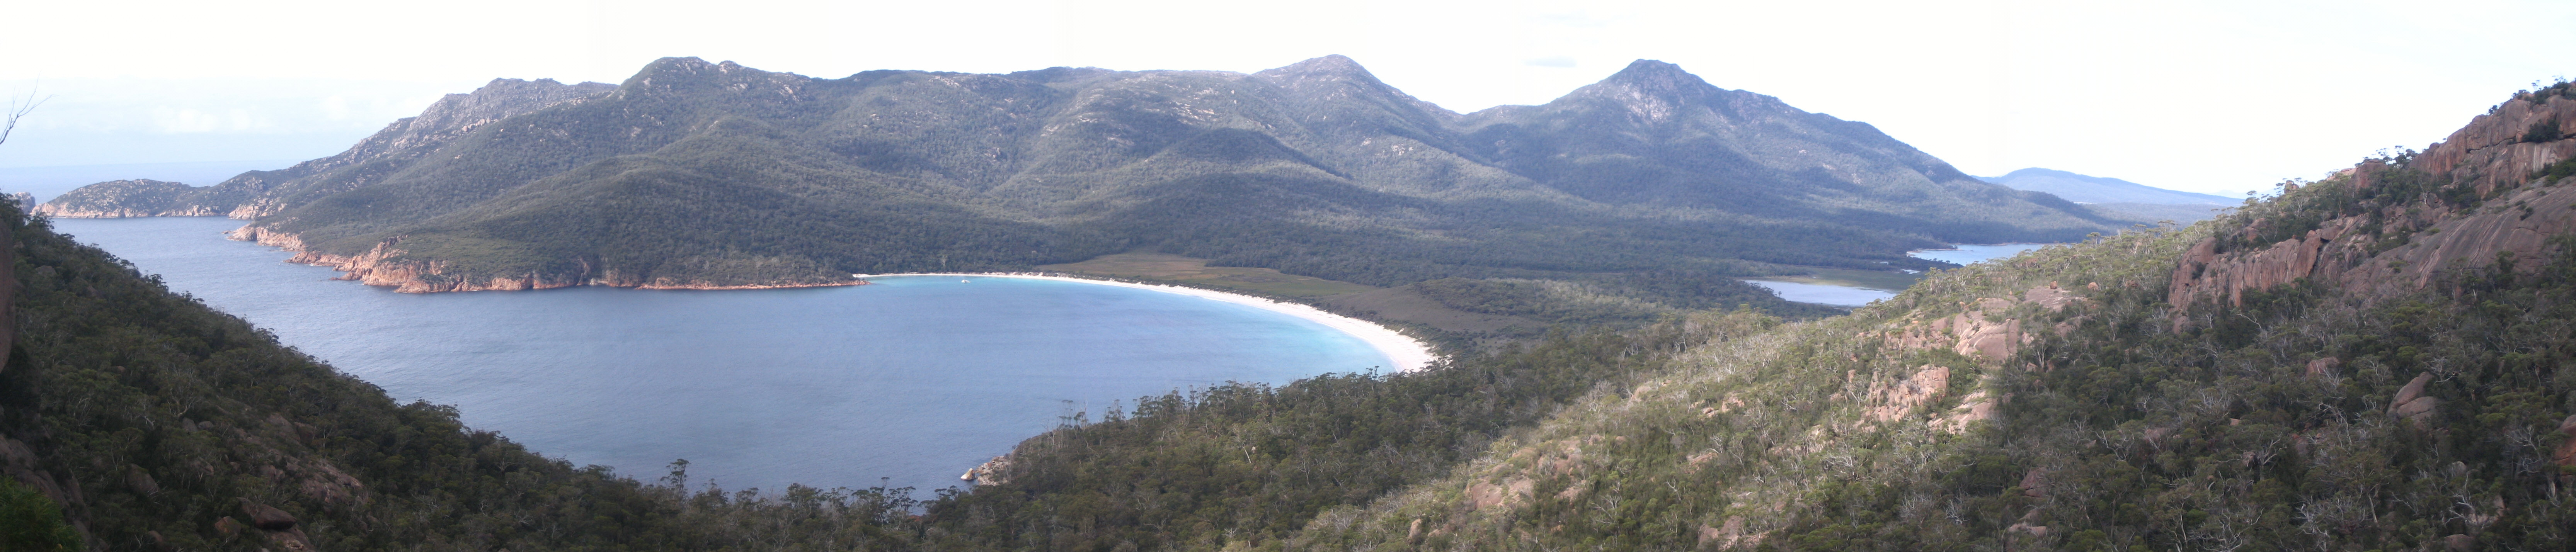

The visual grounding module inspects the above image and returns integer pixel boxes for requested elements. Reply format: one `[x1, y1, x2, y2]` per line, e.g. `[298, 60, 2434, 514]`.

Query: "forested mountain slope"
[41, 56, 2116, 297]
[1289, 82, 2576, 551]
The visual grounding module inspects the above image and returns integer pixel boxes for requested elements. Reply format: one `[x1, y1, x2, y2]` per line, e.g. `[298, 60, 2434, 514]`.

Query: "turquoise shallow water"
[54, 217, 1393, 494]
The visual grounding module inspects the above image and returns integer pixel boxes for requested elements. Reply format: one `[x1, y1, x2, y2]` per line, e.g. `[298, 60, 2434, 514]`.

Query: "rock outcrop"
[2391, 373, 2441, 423]
[1880, 284, 2088, 366]
[2553, 414, 2576, 469]
[2168, 85, 2576, 319]
[961, 455, 1013, 486]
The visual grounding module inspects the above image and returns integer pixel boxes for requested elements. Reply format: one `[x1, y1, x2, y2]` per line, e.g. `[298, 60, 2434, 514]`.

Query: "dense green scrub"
[1291, 160, 2576, 551]
[924, 311, 1778, 550]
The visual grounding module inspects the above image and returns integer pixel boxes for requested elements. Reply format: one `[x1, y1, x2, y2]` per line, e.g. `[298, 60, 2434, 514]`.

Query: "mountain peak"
[1599, 59, 1714, 96]
[1255, 54, 1377, 82]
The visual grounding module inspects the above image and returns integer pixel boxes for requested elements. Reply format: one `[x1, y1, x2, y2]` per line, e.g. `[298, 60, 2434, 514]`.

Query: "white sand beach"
[850, 273, 1439, 372]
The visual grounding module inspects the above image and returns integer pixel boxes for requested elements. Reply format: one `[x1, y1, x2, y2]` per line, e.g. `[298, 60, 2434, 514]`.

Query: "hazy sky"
[4, 0, 2569, 195]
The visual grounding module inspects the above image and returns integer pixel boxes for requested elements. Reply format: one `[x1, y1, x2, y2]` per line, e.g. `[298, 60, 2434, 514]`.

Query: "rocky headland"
[33, 179, 229, 218]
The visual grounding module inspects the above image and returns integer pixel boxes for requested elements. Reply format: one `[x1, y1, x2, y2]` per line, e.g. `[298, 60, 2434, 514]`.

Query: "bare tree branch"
[0, 84, 50, 147]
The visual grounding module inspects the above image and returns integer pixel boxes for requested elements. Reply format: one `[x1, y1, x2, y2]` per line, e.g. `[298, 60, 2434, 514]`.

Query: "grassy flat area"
[1039, 253, 1380, 298]
[1749, 267, 1926, 291]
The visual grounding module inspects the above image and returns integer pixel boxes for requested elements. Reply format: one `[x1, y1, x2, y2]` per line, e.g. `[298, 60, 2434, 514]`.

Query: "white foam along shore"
[850, 273, 1439, 372]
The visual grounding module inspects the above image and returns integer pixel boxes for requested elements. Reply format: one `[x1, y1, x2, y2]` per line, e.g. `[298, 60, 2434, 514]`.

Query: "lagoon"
[1908, 243, 2048, 266]
[54, 217, 1395, 494]
[1746, 243, 2057, 307]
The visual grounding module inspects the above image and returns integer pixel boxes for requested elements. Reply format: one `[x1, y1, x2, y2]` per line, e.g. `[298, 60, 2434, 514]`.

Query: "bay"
[52, 217, 1394, 494]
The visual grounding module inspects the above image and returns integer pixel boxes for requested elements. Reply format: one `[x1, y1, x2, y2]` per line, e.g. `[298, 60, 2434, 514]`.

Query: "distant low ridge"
[43, 56, 2124, 314]
[1979, 167, 2235, 205]
[1982, 167, 2237, 222]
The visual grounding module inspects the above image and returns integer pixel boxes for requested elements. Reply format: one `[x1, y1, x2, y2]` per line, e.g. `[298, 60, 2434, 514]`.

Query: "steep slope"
[1291, 83, 2576, 550]
[43, 56, 2113, 299]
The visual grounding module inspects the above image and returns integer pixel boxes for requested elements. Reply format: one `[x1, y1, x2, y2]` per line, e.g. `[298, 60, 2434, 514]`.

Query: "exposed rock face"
[1863, 365, 1949, 423]
[2555, 414, 2576, 468]
[2391, 373, 2441, 423]
[1881, 284, 2087, 367]
[2418, 92, 2576, 197]
[2168, 88, 2576, 319]
[961, 455, 1013, 486]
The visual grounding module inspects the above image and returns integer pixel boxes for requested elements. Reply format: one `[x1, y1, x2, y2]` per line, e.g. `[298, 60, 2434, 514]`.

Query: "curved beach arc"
[851, 273, 1438, 372]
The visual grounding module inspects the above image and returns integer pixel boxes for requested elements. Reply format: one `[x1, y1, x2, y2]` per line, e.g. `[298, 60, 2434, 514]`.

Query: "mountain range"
[5, 72, 2575, 551]
[39, 56, 2125, 297]
[1982, 167, 2238, 223]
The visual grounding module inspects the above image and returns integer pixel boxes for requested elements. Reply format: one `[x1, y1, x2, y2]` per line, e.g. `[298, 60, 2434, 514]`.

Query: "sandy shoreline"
[851, 272, 1439, 372]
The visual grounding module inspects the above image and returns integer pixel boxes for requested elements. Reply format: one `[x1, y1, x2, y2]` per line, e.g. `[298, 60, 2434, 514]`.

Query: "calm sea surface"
[54, 217, 1393, 494]
[1747, 244, 2055, 307]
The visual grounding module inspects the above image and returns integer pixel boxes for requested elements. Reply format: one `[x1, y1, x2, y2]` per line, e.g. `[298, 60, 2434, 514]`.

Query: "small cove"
[54, 217, 1396, 494]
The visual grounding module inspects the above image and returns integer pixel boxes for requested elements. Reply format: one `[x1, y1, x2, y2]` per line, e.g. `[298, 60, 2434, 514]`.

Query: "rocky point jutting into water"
[33, 179, 229, 218]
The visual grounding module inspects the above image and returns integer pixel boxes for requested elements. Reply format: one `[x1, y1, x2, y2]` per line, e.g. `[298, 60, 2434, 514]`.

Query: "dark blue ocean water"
[53, 217, 1391, 494]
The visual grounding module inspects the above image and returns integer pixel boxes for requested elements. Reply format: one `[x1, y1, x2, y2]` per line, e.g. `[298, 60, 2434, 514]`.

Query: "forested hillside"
[40, 56, 2117, 306]
[1288, 81, 2576, 551]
